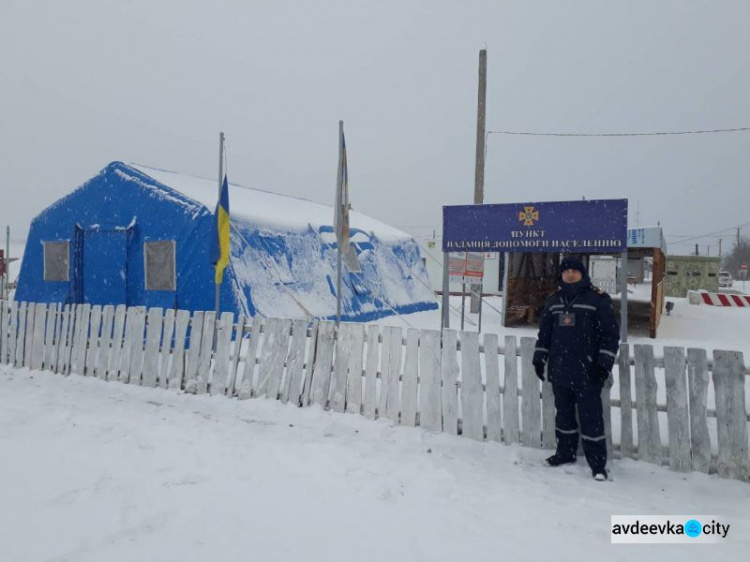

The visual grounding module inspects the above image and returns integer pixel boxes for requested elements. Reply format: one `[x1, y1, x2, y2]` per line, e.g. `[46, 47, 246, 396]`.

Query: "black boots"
[543, 454, 576, 467]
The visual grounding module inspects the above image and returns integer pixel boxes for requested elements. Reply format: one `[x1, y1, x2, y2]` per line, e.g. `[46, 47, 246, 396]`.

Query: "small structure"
[625, 226, 667, 338]
[665, 255, 721, 297]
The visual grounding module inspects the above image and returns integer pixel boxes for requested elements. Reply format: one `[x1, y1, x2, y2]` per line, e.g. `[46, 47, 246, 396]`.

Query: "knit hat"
[559, 256, 587, 277]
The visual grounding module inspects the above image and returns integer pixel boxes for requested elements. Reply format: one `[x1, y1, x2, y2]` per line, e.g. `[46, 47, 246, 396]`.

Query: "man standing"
[533, 256, 620, 481]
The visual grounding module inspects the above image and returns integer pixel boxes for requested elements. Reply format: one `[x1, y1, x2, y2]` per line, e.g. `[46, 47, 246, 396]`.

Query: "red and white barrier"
[695, 290, 750, 307]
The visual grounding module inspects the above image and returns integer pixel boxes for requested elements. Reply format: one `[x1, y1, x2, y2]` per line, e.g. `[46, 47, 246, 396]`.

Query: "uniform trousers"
[553, 383, 607, 472]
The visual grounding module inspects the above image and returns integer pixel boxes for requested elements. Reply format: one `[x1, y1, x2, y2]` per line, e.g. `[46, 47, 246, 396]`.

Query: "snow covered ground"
[2, 366, 749, 562]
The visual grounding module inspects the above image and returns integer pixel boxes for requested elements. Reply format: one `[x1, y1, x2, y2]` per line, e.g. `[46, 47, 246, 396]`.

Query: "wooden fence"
[1, 300, 748, 483]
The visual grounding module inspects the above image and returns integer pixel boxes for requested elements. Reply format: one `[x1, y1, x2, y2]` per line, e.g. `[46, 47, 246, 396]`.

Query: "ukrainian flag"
[211, 176, 230, 284]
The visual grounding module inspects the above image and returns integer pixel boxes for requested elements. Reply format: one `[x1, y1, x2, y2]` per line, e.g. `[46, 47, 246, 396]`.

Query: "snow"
[2, 366, 748, 562]
[130, 163, 412, 243]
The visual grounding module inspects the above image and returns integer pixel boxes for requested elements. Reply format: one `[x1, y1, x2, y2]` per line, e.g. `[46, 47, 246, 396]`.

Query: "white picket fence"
[1, 300, 749, 483]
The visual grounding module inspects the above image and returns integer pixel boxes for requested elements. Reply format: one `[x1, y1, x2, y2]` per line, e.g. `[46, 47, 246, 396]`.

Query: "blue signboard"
[443, 199, 628, 253]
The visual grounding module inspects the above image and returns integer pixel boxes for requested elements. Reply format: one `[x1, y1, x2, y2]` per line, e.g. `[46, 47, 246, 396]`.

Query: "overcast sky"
[2, 0, 749, 256]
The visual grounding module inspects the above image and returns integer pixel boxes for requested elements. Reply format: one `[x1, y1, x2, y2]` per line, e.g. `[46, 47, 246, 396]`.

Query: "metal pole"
[461, 282, 466, 330]
[4, 226, 9, 301]
[441, 251, 449, 329]
[214, 132, 225, 320]
[500, 252, 509, 327]
[335, 121, 344, 326]
[478, 288, 483, 333]
[336, 242, 342, 326]
[213, 132, 225, 355]
[620, 250, 629, 343]
[1, 226, 6, 301]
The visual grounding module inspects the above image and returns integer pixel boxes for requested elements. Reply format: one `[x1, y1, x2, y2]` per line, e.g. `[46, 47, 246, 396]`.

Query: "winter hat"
[559, 256, 587, 277]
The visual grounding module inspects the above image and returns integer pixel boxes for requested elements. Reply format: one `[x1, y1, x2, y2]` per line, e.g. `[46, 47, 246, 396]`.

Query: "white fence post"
[634, 344, 662, 465]
[211, 311, 235, 396]
[484, 333, 502, 442]
[502, 336, 520, 445]
[419, 329, 442, 433]
[168, 309, 190, 391]
[159, 309, 176, 388]
[520, 337, 542, 449]
[618, 344, 634, 459]
[282, 318, 308, 406]
[85, 305, 102, 376]
[30, 303, 47, 371]
[238, 316, 263, 400]
[440, 329, 459, 436]
[142, 307, 164, 388]
[257, 317, 289, 400]
[664, 347, 691, 472]
[196, 311, 216, 394]
[97, 305, 115, 379]
[687, 348, 711, 473]
[712, 350, 750, 481]
[460, 331, 484, 441]
[400, 329, 420, 427]
[344, 322, 365, 415]
[362, 324, 380, 419]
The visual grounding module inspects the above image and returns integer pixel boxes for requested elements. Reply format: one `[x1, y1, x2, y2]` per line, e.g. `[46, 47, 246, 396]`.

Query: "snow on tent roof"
[16, 161, 437, 322]
[129, 163, 411, 243]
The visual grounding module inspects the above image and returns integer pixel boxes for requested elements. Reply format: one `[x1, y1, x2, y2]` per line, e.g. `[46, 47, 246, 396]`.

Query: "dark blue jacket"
[534, 278, 620, 389]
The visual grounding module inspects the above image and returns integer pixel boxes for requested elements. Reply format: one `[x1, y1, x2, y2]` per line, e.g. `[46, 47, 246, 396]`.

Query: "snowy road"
[1, 367, 749, 562]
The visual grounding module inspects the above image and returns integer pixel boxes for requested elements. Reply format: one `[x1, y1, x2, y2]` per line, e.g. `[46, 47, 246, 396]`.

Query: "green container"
[665, 255, 721, 297]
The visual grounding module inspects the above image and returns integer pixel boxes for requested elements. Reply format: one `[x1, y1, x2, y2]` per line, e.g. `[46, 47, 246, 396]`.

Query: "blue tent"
[16, 162, 437, 321]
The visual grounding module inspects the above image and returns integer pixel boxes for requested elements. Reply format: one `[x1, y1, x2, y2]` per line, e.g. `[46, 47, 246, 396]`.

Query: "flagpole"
[215, 131, 225, 322]
[335, 121, 344, 326]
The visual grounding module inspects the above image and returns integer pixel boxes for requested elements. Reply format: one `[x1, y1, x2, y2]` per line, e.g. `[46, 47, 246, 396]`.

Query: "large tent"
[15, 162, 437, 321]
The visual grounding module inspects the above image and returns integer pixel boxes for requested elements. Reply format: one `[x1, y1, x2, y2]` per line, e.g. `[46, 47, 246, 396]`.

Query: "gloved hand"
[532, 350, 548, 382]
[595, 351, 616, 385]
[594, 365, 610, 385]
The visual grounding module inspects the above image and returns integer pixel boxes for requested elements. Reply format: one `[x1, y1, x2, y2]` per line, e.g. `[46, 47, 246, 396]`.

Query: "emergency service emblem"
[518, 206, 539, 226]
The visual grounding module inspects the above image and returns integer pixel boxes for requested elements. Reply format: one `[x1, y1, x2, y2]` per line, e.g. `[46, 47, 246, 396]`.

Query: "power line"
[486, 127, 750, 138]
[665, 221, 750, 246]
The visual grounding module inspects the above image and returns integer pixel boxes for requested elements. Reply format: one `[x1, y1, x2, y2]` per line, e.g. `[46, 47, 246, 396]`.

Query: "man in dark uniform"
[533, 256, 620, 481]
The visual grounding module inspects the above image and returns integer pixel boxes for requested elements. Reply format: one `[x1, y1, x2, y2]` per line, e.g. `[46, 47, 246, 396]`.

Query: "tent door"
[82, 229, 128, 306]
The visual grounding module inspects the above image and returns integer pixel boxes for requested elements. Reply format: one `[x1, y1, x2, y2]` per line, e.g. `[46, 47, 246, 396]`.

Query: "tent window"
[144, 240, 176, 291]
[43, 241, 69, 281]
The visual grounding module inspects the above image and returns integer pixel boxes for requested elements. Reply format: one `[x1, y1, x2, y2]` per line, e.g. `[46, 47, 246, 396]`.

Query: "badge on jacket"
[559, 312, 575, 327]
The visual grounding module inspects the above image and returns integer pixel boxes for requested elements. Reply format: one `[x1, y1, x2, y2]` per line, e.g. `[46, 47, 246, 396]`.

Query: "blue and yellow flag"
[211, 176, 230, 284]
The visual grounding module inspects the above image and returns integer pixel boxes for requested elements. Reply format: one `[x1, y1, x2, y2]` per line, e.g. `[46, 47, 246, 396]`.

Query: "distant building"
[665, 255, 721, 297]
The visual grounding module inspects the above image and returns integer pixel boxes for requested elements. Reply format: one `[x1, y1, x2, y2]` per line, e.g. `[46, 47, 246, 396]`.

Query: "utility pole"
[718, 238, 723, 257]
[470, 48, 487, 315]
